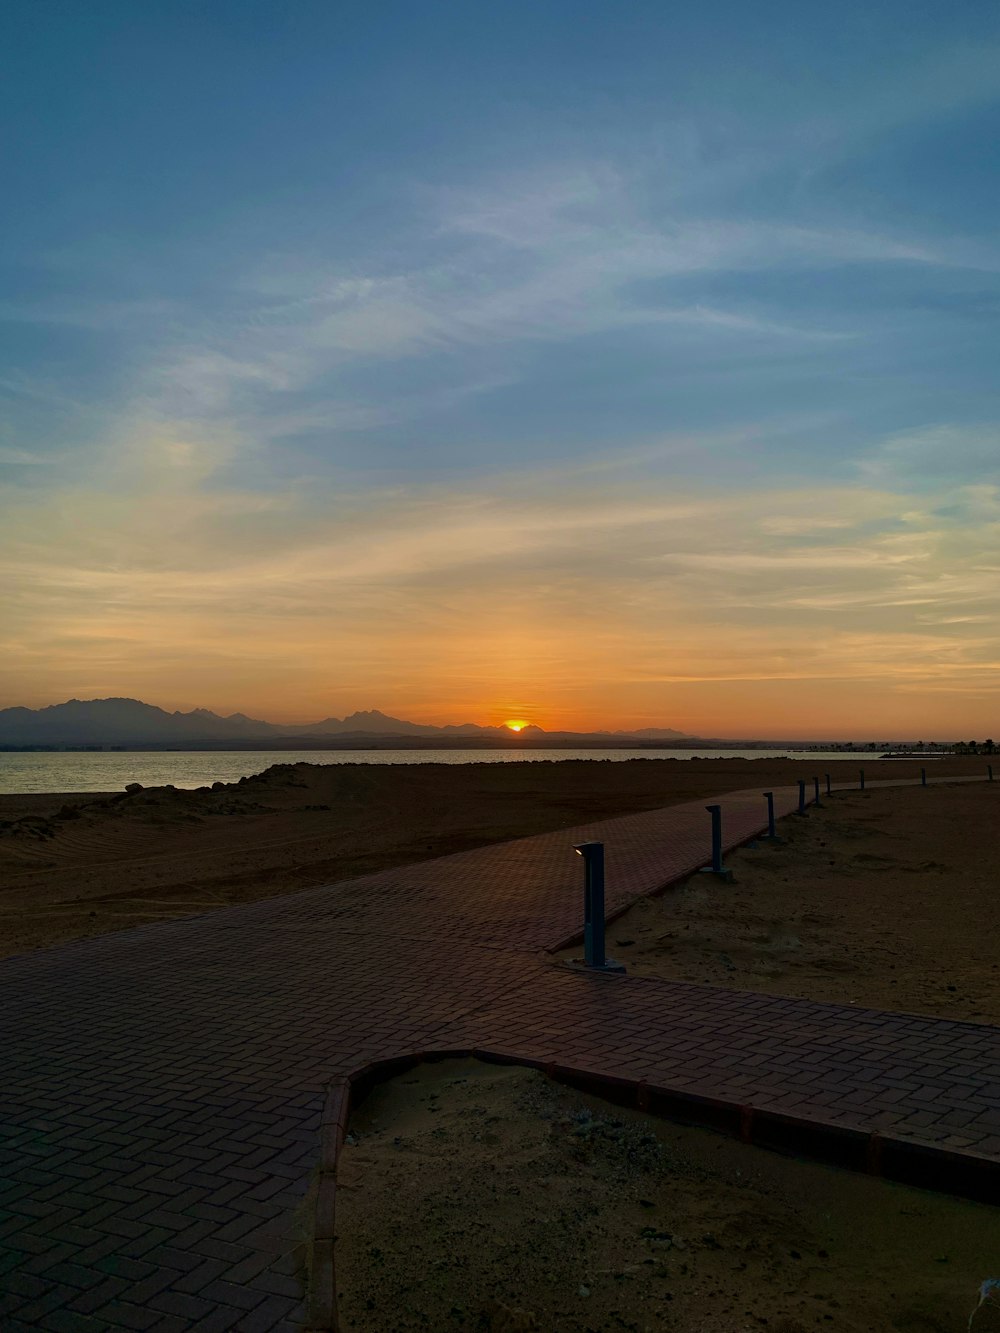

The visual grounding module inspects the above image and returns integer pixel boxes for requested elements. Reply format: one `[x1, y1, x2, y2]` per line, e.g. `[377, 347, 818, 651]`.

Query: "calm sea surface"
[1, 748, 859, 795]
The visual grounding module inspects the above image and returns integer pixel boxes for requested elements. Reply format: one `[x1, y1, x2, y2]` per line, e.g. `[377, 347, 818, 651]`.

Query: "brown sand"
[0, 756, 987, 961]
[336, 1058, 1000, 1333]
[566, 782, 1000, 1024]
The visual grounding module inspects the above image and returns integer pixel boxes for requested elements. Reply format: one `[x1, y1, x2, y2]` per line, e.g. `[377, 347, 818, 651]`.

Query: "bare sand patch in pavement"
[336, 1059, 1000, 1333]
[568, 782, 1000, 1024]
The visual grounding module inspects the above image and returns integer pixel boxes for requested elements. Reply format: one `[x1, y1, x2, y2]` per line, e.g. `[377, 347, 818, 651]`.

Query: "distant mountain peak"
[0, 697, 694, 746]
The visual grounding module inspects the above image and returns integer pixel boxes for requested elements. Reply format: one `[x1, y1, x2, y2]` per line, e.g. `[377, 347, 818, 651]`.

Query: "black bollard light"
[813, 776, 822, 808]
[708, 804, 723, 873]
[825, 773, 832, 797]
[989, 765, 994, 783]
[797, 780, 808, 815]
[573, 843, 624, 972]
[921, 767, 927, 787]
[762, 789, 789, 842]
[701, 805, 734, 881]
[859, 769, 865, 791]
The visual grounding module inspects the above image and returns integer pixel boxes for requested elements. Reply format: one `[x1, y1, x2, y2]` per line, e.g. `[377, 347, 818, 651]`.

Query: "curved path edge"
[305, 1033, 1000, 1333]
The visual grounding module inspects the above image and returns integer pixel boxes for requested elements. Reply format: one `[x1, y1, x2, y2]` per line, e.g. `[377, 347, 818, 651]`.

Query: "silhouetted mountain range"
[0, 698, 693, 748]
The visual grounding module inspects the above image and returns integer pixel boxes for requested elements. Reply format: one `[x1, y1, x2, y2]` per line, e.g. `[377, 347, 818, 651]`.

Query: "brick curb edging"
[549, 773, 993, 952]
[303, 1080, 350, 1331]
[304, 1040, 1000, 1333]
[544, 817, 772, 953]
[543, 776, 955, 955]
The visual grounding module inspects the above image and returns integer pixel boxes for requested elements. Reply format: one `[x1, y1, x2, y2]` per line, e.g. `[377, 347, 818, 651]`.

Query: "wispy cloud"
[0, 445, 52, 466]
[857, 425, 1000, 487]
[0, 296, 177, 332]
[78, 182, 919, 474]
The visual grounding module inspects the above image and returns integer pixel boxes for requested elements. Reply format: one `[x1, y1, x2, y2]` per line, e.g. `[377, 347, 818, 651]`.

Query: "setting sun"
[504, 719, 530, 732]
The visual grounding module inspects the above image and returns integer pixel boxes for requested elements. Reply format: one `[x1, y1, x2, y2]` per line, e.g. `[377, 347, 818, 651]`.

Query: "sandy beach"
[0, 755, 989, 962]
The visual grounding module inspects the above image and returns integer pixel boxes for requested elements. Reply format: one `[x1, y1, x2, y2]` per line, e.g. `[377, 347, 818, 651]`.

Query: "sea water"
[1, 747, 864, 795]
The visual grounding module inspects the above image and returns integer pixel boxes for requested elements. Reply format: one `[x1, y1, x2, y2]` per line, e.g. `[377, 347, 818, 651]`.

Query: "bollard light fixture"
[572, 842, 624, 973]
[761, 791, 783, 843]
[700, 804, 734, 881]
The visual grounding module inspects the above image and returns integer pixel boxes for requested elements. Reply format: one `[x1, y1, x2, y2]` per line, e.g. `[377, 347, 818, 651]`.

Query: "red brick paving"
[0, 776, 998, 1329]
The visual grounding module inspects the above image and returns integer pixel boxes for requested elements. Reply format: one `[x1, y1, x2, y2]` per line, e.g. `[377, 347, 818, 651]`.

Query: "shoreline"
[0, 747, 985, 801]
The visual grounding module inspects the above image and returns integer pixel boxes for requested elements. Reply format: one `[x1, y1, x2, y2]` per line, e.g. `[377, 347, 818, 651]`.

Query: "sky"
[2, 1, 999, 739]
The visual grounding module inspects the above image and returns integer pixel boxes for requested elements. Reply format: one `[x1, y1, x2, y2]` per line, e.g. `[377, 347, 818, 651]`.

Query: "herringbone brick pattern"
[1, 777, 997, 1329]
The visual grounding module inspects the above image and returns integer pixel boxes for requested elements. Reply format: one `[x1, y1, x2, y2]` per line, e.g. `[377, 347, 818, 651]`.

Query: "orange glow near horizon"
[4, 460, 1000, 741]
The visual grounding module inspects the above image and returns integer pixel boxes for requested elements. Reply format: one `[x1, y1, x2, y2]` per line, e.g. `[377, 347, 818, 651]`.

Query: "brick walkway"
[1, 777, 998, 1330]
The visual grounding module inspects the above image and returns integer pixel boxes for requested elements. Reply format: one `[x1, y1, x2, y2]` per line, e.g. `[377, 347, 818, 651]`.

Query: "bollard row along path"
[1, 777, 999, 1331]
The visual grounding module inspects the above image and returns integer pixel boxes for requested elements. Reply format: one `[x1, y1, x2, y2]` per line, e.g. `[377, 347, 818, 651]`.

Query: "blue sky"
[2, 1, 999, 735]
